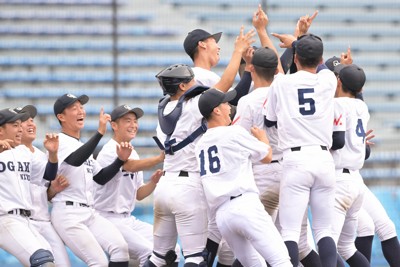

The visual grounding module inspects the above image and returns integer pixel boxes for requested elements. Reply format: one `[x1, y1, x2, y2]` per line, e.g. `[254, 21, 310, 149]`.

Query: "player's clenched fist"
[98, 107, 111, 135]
[52, 174, 70, 193]
[116, 141, 133, 162]
[0, 139, 14, 152]
[251, 126, 270, 145]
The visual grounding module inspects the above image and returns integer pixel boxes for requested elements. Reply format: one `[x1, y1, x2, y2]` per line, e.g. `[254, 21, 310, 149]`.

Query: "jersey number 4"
[356, 118, 366, 143]
[298, 88, 316, 115]
[199, 145, 221, 176]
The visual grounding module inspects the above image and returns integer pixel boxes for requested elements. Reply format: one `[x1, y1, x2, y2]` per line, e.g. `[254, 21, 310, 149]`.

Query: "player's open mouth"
[27, 128, 34, 133]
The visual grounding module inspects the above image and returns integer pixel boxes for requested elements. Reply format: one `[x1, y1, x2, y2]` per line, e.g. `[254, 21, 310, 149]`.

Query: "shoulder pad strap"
[157, 95, 183, 135]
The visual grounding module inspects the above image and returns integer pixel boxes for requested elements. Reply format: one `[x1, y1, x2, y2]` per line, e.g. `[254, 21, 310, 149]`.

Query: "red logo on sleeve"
[334, 114, 343, 126]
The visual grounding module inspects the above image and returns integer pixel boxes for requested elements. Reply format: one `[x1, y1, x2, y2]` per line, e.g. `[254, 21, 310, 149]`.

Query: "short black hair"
[296, 54, 322, 69]
[253, 65, 276, 82]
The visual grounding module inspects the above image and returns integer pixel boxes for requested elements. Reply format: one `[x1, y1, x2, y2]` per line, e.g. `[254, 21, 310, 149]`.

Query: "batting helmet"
[156, 64, 194, 96]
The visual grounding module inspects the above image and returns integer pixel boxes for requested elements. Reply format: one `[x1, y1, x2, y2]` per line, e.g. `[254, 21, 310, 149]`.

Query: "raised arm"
[214, 26, 255, 92]
[253, 4, 284, 74]
[123, 151, 165, 173]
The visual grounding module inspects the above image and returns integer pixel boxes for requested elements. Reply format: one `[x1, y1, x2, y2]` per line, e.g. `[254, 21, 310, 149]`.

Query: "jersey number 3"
[199, 145, 221, 176]
[298, 88, 316, 115]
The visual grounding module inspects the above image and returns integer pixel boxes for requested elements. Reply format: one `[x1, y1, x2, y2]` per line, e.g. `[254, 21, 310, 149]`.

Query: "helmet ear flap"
[156, 64, 194, 96]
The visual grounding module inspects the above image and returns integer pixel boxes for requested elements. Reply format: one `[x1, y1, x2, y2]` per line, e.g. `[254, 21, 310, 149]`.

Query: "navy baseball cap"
[183, 29, 222, 57]
[111, 104, 144, 121]
[325, 56, 341, 73]
[0, 108, 30, 126]
[335, 64, 366, 93]
[295, 34, 323, 59]
[53, 93, 89, 116]
[198, 88, 237, 118]
[251, 47, 278, 68]
[14, 105, 37, 119]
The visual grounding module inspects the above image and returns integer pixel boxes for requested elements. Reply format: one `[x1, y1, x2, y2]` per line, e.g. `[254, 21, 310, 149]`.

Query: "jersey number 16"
[199, 145, 221, 176]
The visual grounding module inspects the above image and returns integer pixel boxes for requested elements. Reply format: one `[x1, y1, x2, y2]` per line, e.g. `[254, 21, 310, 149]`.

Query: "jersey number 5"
[298, 88, 316, 115]
[199, 145, 221, 176]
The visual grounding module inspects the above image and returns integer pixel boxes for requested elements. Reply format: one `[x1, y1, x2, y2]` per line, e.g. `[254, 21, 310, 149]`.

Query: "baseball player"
[50, 93, 132, 267]
[0, 108, 56, 267]
[93, 104, 180, 267]
[324, 55, 400, 266]
[144, 64, 210, 267]
[14, 105, 71, 267]
[195, 88, 292, 267]
[184, 25, 255, 106]
[328, 63, 371, 266]
[183, 20, 256, 267]
[233, 46, 323, 267]
[265, 33, 338, 267]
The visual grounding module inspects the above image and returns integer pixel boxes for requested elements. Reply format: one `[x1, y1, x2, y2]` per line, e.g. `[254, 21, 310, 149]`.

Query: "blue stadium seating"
[0, 11, 153, 22]
[0, 40, 183, 52]
[2, 87, 163, 100]
[219, 26, 400, 38]
[367, 102, 400, 113]
[0, 25, 177, 36]
[0, 0, 128, 5]
[0, 56, 192, 67]
[0, 71, 157, 83]
[163, 0, 400, 9]
[192, 12, 400, 24]
[360, 168, 400, 180]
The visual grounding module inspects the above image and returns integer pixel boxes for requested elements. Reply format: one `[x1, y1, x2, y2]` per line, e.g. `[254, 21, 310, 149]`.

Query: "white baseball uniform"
[193, 66, 236, 265]
[195, 125, 291, 267]
[359, 187, 398, 241]
[193, 67, 221, 88]
[150, 94, 208, 267]
[0, 145, 52, 267]
[94, 138, 180, 266]
[50, 133, 129, 266]
[265, 69, 337, 244]
[234, 85, 315, 260]
[330, 97, 369, 260]
[29, 146, 71, 267]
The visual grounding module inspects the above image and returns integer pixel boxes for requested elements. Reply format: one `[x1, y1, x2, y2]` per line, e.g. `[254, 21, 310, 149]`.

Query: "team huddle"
[0, 5, 399, 267]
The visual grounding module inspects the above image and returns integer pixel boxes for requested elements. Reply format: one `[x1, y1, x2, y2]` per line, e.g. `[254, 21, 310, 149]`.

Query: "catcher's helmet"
[156, 64, 194, 96]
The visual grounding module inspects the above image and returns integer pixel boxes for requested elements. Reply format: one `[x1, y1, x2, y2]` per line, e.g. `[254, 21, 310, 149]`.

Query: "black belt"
[343, 168, 350, 173]
[8, 209, 31, 217]
[66, 201, 89, 207]
[163, 171, 189, 177]
[290, 145, 327, 152]
[230, 194, 242, 200]
[271, 160, 279, 163]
